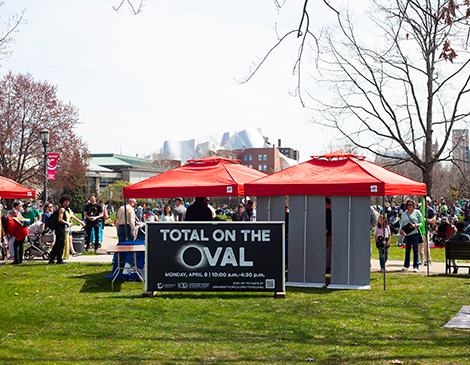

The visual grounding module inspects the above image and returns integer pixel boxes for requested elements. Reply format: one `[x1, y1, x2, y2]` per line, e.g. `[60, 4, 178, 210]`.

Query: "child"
[374, 215, 391, 272]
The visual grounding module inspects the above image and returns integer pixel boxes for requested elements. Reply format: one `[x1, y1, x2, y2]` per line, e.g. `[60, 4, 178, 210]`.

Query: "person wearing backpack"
[48, 195, 72, 265]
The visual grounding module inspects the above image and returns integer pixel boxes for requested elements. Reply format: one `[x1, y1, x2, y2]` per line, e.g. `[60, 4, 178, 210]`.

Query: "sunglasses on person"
[407, 203, 414, 206]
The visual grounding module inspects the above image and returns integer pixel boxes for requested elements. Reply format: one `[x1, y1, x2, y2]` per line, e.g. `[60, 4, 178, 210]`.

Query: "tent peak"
[186, 155, 241, 164]
[310, 150, 366, 161]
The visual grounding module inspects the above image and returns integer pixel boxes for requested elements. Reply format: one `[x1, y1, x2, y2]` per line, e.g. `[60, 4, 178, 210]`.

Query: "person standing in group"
[1, 210, 29, 264]
[241, 200, 256, 221]
[231, 204, 244, 221]
[136, 204, 143, 222]
[440, 198, 448, 217]
[63, 206, 85, 259]
[81, 199, 90, 225]
[83, 194, 103, 252]
[186, 197, 213, 221]
[173, 198, 186, 222]
[374, 215, 391, 272]
[42, 202, 54, 230]
[22, 203, 40, 224]
[49, 195, 72, 265]
[400, 199, 422, 272]
[204, 198, 216, 219]
[160, 205, 175, 222]
[115, 198, 136, 243]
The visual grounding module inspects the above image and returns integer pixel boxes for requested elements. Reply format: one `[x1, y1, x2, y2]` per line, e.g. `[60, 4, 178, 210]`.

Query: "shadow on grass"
[146, 292, 274, 300]
[429, 273, 470, 280]
[286, 286, 335, 295]
[70, 270, 116, 293]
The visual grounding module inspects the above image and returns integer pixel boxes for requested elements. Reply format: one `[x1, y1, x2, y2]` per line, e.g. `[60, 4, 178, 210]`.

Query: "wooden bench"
[445, 240, 470, 274]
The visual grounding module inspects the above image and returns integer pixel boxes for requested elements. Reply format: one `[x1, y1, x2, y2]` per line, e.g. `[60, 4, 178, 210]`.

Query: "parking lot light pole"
[40, 129, 50, 206]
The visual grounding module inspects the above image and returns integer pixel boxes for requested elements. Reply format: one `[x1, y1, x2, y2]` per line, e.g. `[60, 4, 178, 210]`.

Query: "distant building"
[452, 129, 469, 172]
[86, 153, 167, 194]
[159, 128, 299, 173]
[421, 139, 439, 159]
[277, 139, 300, 161]
[239, 147, 282, 174]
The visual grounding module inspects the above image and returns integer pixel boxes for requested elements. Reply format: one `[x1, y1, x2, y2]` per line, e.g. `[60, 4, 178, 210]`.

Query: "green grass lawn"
[1, 262, 469, 364]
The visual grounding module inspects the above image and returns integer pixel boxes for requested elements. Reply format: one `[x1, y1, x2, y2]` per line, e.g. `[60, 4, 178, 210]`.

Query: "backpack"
[47, 210, 60, 230]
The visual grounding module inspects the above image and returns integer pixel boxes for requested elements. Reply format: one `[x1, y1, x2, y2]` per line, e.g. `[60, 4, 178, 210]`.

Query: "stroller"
[23, 221, 54, 260]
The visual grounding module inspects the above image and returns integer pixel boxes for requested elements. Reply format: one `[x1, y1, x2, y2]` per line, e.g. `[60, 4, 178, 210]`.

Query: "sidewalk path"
[6, 226, 456, 274]
[370, 257, 448, 275]
[70, 225, 116, 263]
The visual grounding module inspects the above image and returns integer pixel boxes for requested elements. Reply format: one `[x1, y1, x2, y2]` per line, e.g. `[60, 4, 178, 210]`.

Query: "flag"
[47, 153, 60, 180]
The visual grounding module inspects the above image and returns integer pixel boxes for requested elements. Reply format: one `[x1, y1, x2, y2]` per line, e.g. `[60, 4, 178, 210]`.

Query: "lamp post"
[40, 129, 50, 206]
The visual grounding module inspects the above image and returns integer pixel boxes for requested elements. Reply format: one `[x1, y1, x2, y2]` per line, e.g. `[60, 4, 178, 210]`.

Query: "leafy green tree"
[99, 180, 131, 206]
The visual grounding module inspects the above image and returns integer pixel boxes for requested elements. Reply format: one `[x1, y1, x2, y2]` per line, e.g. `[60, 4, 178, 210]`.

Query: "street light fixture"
[40, 129, 50, 206]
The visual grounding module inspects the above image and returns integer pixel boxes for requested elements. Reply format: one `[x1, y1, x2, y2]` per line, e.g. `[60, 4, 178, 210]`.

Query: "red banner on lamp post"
[47, 153, 60, 180]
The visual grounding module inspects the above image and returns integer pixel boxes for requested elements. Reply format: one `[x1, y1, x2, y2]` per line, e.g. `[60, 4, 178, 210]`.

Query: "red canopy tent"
[0, 176, 36, 199]
[123, 156, 268, 199]
[245, 151, 427, 196]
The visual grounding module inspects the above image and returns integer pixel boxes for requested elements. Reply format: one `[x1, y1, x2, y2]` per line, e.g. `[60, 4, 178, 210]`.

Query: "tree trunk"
[422, 165, 433, 197]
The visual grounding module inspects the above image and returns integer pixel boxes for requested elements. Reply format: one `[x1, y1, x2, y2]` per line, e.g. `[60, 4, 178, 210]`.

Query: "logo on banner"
[370, 185, 378, 193]
[47, 153, 60, 180]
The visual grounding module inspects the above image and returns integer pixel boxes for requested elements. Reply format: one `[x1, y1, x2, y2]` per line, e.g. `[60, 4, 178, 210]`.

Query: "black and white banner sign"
[146, 222, 285, 292]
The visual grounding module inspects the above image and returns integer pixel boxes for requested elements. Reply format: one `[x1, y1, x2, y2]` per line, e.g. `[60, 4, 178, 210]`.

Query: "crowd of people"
[1, 194, 259, 265]
[4, 192, 469, 273]
[114, 197, 257, 243]
[1, 195, 86, 265]
[372, 197, 470, 274]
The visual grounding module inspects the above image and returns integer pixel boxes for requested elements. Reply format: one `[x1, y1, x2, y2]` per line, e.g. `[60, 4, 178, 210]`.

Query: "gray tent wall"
[257, 196, 286, 221]
[329, 196, 370, 289]
[257, 195, 371, 290]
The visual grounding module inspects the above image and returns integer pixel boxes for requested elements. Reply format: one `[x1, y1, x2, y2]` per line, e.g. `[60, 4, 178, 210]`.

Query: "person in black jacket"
[185, 197, 212, 221]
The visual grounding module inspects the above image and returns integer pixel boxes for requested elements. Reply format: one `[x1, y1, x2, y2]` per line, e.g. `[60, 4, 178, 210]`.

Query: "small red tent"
[245, 151, 427, 196]
[0, 176, 36, 199]
[123, 156, 268, 199]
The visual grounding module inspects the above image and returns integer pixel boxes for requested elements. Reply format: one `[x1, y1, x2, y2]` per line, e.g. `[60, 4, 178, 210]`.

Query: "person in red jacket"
[1, 212, 29, 264]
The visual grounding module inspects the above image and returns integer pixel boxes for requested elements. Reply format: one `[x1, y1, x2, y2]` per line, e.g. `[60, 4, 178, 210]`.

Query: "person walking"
[400, 199, 422, 272]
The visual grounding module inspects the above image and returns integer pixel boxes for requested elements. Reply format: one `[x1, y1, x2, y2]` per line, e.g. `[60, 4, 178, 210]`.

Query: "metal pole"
[382, 195, 386, 291]
[347, 196, 351, 287]
[424, 196, 430, 277]
[43, 143, 48, 206]
[303, 195, 307, 284]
